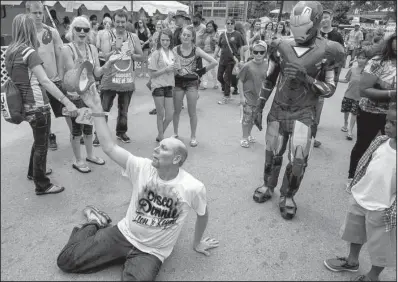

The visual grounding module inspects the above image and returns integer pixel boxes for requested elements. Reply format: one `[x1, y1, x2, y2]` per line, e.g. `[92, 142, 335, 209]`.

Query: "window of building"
[203, 9, 212, 17]
[213, 1, 227, 8]
[213, 9, 226, 18]
[201, 1, 213, 7]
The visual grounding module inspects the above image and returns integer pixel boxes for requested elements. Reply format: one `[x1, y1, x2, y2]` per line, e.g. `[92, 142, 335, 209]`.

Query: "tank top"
[66, 42, 95, 99]
[174, 45, 200, 82]
[138, 29, 149, 50]
[101, 32, 136, 92]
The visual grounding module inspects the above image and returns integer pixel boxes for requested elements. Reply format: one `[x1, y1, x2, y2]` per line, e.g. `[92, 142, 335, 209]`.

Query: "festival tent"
[133, 1, 189, 16]
[43, 1, 132, 11]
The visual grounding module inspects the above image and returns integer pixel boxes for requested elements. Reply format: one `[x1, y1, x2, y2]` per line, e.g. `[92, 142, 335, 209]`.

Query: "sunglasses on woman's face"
[253, 50, 266, 55]
[74, 27, 90, 33]
[139, 22, 143, 24]
[226, 22, 234, 25]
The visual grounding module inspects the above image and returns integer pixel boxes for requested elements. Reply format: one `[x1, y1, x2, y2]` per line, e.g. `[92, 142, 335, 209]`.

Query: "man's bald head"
[164, 138, 188, 167]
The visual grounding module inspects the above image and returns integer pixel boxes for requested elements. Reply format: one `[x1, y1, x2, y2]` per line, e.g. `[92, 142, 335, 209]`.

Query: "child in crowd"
[148, 29, 178, 142]
[324, 103, 397, 282]
[339, 50, 368, 140]
[237, 41, 268, 148]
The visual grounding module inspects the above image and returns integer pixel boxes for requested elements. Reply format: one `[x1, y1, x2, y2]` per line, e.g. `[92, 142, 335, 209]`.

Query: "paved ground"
[1, 70, 396, 281]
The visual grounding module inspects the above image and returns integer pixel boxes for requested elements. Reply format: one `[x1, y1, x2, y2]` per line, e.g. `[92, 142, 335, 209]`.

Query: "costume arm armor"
[309, 40, 345, 98]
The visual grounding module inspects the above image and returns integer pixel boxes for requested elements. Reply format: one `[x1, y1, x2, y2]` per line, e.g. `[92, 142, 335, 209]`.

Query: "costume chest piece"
[277, 40, 327, 75]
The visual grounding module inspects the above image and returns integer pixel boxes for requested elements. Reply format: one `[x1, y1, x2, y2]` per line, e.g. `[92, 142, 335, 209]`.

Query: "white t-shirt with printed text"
[117, 155, 207, 262]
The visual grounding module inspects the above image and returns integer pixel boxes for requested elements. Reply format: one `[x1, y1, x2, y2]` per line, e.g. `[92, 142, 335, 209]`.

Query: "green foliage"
[248, 1, 277, 19]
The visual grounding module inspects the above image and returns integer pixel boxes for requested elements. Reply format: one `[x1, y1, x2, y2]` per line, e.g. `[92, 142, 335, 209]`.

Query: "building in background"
[178, 1, 248, 27]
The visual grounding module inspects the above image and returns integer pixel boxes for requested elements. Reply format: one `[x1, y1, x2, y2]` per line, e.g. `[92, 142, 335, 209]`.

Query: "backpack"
[1, 51, 26, 124]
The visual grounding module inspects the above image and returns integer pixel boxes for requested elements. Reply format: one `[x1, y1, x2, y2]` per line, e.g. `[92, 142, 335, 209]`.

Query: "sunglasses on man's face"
[253, 50, 266, 55]
[74, 27, 90, 33]
[226, 22, 234, 25]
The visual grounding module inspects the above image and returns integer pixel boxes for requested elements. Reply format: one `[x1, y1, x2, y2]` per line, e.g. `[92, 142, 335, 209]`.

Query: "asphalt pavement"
[1, 69, 396, 281]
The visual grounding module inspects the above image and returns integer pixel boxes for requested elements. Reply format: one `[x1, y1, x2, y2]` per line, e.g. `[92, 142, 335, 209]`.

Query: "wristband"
[59, 95, 66, 103]
[91, 112, 108, 117]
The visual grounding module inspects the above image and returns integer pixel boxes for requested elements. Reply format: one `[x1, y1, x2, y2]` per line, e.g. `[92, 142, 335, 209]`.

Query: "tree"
[319, 1, 351, 25]
[248, 1, 277, 19]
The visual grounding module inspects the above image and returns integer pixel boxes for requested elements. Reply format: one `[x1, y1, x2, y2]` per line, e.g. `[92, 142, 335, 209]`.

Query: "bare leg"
[65, 117, 72, 132]
[347, 243, 362, 266]
[248, 123, 254, 137]
[71, 135, 85, 165]
[242, 123, 250, 139]
[163, 97, 174, 135]
[343, 112, 349, 128]
[366, 265, 384, 281]
[186, 87, 198, 140]
[153, 96, 165, 140]
[348, 113, 357, 136]
[83, 134, 94, 159]
[172, 88, 184, 136]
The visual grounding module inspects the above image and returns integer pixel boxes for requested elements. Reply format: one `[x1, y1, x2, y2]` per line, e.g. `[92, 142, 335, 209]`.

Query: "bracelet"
[91, 112, 108, 117]
[59, 95, 66, 103]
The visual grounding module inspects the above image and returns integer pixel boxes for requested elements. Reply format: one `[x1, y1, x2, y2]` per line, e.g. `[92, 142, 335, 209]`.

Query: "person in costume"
[252, 1, 345, 219]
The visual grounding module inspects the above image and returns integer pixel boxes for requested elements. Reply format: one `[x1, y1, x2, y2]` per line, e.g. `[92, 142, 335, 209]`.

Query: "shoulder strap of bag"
[67, 43, 77, 61]
[224, 31, 235, 57]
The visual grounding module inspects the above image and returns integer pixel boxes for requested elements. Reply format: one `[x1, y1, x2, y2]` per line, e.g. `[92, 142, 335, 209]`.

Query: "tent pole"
[278, 1, 284, 23]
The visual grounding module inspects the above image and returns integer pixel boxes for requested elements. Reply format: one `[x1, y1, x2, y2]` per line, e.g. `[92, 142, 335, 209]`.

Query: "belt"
[25, 105, 51, 114]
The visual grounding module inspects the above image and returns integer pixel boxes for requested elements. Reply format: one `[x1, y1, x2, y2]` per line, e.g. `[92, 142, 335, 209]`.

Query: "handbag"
[1, 50, 27, 124]
[224, 31, 240, 75]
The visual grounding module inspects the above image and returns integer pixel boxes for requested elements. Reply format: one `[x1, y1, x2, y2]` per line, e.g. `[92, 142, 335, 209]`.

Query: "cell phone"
[115, 37, 123, 50]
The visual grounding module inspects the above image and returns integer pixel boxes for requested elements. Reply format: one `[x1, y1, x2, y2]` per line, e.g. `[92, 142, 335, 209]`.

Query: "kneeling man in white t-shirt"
[57, 84, 219, 281]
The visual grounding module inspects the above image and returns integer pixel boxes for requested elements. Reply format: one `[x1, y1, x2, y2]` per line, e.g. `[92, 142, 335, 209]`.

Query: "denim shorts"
[47, 80, 66, 118]
[68, 97, 93, 137]
[174, 79, 198, 90]
[152, 86, 173, 98]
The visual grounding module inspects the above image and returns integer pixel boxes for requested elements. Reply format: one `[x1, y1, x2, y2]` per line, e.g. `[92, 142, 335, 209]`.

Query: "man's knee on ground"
[57, 251, 77, 273]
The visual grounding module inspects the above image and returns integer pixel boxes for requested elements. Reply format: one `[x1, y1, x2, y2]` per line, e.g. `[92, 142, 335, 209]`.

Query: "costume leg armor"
[262, 121, 289, 198]
[279, 120, 314, 219]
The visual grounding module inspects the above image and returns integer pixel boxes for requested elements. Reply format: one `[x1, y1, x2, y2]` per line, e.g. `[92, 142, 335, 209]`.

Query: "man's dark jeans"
[27, 109, 52, 192]
[217, 63, 234, 97]
[57, 223, 162, 281]
[100, 90, 133, 135]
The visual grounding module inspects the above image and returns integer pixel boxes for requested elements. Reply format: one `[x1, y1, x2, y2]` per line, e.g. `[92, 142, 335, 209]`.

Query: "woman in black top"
[135, 18, 151, 78]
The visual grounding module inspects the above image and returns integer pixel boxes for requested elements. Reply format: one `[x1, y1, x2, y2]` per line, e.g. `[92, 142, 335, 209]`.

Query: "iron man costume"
[252, 1, 344, 219]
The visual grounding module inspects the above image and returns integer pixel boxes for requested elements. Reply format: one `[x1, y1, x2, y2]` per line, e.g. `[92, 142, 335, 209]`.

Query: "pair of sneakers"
[240, 136, 256, 148]
[324, 257, 379, 281]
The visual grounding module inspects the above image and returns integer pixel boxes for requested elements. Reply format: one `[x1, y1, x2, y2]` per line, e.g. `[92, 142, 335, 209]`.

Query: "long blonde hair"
[65, 16, 92, 43]
[6, 14, 39, 59]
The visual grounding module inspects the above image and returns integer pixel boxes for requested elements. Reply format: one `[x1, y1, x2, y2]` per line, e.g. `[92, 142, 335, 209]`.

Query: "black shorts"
[47, 80, 66, 118]
[152, 86, 173, 98]
[341, 97, 360, 115]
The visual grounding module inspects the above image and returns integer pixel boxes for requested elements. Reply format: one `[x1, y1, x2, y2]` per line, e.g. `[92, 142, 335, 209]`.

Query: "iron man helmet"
[289, 1, 323, 44]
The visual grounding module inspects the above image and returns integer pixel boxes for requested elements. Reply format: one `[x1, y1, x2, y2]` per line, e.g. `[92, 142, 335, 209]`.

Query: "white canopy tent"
[132, 1, 189, 16]
[43, 1, 132, 11]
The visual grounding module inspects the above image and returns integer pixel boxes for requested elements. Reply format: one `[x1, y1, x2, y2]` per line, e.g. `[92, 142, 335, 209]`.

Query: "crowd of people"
[2, 0, 397, 281]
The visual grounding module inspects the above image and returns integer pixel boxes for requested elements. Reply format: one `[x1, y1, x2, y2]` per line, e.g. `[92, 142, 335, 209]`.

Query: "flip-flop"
[341, 126, 348, 132]
[86, 205, 112, 224]
[36, 184, 65, 195]
[72, 163, 91, 173]
[86, 157, 105, 165]
[346, 134, 353, 140]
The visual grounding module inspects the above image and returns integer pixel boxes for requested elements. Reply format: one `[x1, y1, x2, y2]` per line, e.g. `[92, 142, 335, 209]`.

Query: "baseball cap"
[252, 40, 267, 51]
[323, 9, 333, 16]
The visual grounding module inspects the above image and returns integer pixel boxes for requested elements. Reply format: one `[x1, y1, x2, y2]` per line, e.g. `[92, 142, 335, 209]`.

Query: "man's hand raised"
[194, 237, 219, 256]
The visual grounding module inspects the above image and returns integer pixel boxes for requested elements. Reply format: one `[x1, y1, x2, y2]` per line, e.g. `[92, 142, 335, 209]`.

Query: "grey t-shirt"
[237, 60, 268, 106]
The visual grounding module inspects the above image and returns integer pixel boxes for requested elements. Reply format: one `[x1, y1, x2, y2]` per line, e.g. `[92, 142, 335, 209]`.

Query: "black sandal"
[253, 186, 273, 203]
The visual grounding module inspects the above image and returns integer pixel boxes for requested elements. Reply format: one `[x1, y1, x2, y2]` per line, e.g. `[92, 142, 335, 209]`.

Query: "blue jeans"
[27, 109, 52, 192]
[217, 63, 234, 97]
[100, 90, 133, 135]
[57, 224, 162, 281]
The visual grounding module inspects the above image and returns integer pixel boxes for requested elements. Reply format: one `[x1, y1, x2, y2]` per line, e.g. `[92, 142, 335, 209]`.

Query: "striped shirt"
[6, 45, 49, 114]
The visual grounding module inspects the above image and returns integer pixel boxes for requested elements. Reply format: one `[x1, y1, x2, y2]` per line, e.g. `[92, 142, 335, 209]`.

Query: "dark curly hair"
[156, 28, 174, 50]
[206, 20, 218, 32]
[381, 33, 397, 63]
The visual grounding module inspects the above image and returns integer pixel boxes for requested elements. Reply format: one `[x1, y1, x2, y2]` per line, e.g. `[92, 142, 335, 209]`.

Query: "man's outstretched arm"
[193, 207, 219, 256]
[82, 84, 131, 170]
